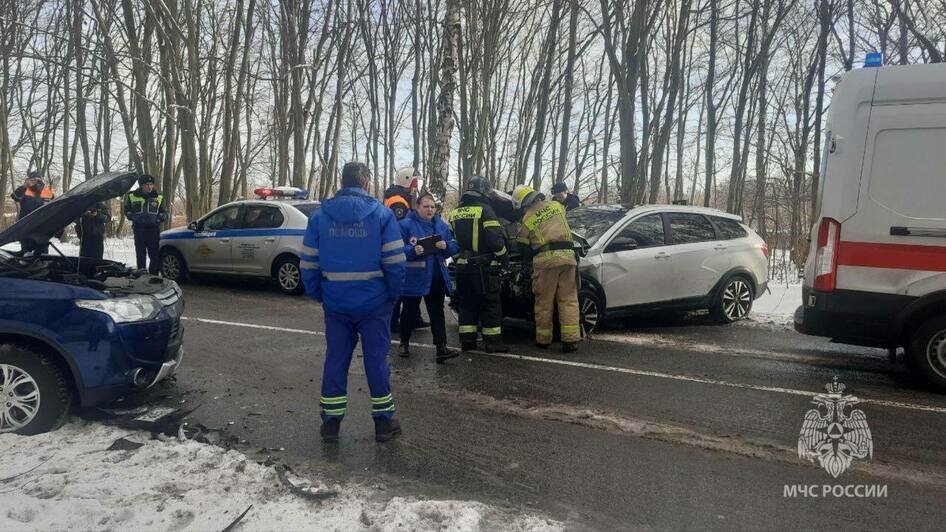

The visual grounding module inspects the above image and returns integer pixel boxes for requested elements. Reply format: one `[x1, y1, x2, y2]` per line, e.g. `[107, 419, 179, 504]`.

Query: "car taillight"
[760, 242, 769, 257]
[813, 218, 840, 292]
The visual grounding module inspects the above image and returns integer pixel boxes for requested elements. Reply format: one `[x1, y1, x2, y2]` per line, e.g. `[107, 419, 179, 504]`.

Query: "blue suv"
[0, 172, 183, 435]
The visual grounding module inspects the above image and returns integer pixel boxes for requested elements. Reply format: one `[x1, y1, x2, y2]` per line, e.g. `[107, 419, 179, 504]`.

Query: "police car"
[159, 187, 319, 295]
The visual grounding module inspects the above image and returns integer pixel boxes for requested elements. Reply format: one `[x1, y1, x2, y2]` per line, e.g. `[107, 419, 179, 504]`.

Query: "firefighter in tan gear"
[512, 185, 580, 353]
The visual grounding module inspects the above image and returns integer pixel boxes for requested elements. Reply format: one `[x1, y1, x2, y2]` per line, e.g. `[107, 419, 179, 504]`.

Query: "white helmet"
[395, 167, 421, 190]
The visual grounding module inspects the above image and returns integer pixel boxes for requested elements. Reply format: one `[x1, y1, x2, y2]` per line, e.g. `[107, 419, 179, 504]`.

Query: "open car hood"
[0, 171, 139, 247]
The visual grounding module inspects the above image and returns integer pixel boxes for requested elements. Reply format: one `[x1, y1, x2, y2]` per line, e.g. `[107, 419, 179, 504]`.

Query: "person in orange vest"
[383, 167, 419, 221]
[384, 167, 427, 332]
[11, 170, 55, 254]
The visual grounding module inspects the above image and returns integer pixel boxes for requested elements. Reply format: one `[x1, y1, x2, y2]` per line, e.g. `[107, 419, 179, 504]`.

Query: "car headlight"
[76, 295, 162, 323]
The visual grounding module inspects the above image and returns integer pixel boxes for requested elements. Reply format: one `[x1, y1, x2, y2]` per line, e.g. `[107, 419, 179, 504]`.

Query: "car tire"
[710, 275, 754, 324]
[907, 315, 946, 391]
[0, 344, 73, 435]
[579, 287, 603, 337]
[160, 248, 188, 283]
[274, 255, 303, 295]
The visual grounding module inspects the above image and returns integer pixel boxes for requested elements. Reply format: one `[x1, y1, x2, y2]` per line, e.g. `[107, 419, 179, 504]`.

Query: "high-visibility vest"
[518, 201, 576, 268]
[25, 187, 54, 200]
[383, 195, 409, 211]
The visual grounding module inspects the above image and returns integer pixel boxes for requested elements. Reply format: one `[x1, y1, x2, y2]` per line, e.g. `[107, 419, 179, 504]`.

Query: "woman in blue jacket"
[399, 192, 460, 363]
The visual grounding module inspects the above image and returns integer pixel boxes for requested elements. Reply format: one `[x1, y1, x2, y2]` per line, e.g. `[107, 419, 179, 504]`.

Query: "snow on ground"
[741, 249, 803, 328]
[747, 282, 803, 327]
[0, 421, 561, 532]
[1, 236, 138, 267]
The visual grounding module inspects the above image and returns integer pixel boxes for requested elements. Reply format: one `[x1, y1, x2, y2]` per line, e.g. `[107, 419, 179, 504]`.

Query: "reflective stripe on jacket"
[448, 195, 507, 261]
[399, 210, 459, 297]
[11, 185, 54, 219]
[517, 200, 576, 268]
[124, 190, 167, 227]
[300, 187, 406, 314]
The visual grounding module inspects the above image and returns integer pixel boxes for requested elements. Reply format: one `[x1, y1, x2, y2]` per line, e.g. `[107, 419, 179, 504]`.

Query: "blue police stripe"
[161, 228, 306, 240]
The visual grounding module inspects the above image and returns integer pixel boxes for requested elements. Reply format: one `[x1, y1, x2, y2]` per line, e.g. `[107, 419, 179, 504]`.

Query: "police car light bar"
[254, 186, 309, 200]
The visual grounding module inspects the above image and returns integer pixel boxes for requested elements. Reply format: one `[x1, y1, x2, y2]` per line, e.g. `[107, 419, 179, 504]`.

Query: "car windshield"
[566, 205, 629, 245]
[292, 202, 320, 216]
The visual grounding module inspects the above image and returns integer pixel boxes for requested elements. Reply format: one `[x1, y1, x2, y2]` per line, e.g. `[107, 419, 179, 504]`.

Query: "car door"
[599, 213, 671, 308]
[665, 212, 726, 300]
[231, 204, 286, 274]
[188, 205, 242, 272]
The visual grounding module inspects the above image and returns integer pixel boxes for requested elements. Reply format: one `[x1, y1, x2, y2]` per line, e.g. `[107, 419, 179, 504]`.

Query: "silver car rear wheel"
[723, 279, 753, 320]
[711, 276, 754, 324]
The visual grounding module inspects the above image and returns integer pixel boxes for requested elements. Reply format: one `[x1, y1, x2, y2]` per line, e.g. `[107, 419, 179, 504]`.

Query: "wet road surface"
[135, 278, 946, 529]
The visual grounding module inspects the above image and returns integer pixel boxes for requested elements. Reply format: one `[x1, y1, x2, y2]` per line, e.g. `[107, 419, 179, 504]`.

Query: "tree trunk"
[427, 0, 460, 202]
[703, 0, 718, 208]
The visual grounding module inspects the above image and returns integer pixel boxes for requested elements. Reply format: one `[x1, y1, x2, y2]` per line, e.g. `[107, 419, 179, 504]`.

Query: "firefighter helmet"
[464, 175, 493, 197]
[512, 185, 543, 210]
[395, 166, 420, 190]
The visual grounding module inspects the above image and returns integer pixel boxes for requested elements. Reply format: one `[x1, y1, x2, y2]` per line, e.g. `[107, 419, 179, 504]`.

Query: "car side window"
[241, 205, 284, 229]
[614, 214, 665, 249]
[203, 206, 241, 231]
[668, 213, 716, 244]
[712, 217, 748, 240]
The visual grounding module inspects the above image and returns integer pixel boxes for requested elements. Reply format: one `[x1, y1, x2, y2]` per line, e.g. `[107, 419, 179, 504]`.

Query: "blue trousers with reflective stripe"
[321, 302, 395, 421]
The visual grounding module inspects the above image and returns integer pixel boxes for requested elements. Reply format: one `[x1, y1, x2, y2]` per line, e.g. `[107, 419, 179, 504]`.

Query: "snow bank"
[1, 236, 138, 268]
[749, 282, 802, 326]
[0, 421, 560, 531]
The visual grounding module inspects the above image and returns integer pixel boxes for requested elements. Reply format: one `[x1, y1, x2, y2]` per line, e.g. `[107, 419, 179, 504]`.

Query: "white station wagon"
[488, 202, 770, 334]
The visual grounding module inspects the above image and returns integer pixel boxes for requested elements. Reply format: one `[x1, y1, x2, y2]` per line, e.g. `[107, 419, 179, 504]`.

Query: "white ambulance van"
[794, 62, 946, 390]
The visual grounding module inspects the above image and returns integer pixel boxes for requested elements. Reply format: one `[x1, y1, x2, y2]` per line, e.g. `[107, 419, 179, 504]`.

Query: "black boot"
[461, 341, 477, 352]
[416, 319, 430, 329]
[320, 418, 341, 443]
[484, 340, 509, 353]
[535, 342, 550, 349]
[374, 416, 402, 442]
[562, 342, 579, 353]
[436, 344, 459, 364]
[399, 342, 411, 357]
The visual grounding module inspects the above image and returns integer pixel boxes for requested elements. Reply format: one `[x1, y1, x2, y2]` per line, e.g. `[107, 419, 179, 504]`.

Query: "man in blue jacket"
[300, 162, 406, 444]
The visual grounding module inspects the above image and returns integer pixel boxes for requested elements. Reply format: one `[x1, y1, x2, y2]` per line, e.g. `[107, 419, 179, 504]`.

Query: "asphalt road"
[139, 277, 946, 530]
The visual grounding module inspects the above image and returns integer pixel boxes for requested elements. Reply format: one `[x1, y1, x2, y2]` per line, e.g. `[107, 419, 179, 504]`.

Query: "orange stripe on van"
[838, 241, 946, 272]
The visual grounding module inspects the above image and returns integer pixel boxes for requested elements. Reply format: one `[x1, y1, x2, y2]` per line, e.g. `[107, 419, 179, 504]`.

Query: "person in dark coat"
[123, 174, 168, 274]
[550, 182, 581, 211]
[398, 192, 460, 363]
[75, 201, 111, 260]
[10, 170, 55, 254]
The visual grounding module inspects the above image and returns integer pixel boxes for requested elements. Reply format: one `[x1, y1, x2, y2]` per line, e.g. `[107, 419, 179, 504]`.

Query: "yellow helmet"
[512, 185, 542, 210]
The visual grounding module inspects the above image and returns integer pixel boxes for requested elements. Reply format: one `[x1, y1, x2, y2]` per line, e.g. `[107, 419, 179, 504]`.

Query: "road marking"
[182, 316, 946, 415]
[592, 331, 888, 366]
